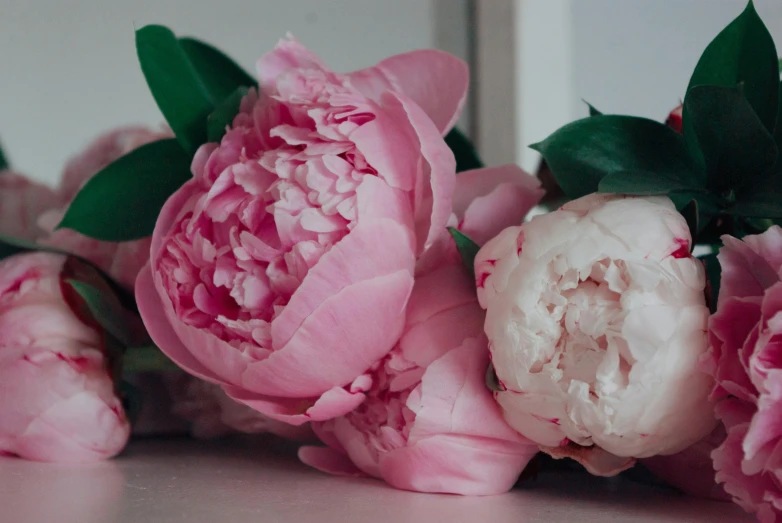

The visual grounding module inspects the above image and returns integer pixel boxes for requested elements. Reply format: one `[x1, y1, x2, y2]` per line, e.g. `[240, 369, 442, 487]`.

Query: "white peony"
[476, 194, 716, 475]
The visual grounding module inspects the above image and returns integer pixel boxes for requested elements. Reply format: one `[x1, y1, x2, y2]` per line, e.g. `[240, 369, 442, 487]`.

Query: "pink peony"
[136, 38, 468, 424]
[0, 171, 58, 241]
[0, 252, 130, 462]
[704, 226, 782, 522]
[477, 194, 715, 475]
[38, 127, 169, 289]
[297, 166, 543, 495]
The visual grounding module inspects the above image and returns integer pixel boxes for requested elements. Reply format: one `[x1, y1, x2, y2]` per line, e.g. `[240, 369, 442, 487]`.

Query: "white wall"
[515, 0, 782, 171]
[0, 0, 468, 184]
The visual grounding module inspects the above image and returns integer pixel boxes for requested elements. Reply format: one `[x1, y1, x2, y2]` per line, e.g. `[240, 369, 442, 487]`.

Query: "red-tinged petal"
[245, 270, 413, 396]
[298, 446, 365, 477]
[347, 49, 469, 135]
[378, 434, 538, 495]
[271, 219, 414, 350]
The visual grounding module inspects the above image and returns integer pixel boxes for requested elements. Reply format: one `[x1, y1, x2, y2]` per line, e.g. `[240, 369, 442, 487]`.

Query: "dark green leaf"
[598, 169, 702, 195]
[584, 101, 603, 116]
[448, 227, 480, 278]
[685, 84, 777, 191]
[179, 37, 257, 101]
[57, 138, 192, 241]
[122, 345, 179, 373]
[681, 199, 699, 247]
[775, 81, 782, 149]
[445, 128, 483, 173]
[118, 380, 143, 425]
[64, 279, 147, 347]
[136, 25, 215, 153]
[207, 87, 248, 143]
[682, 1, 779, 165]
[730, 197, 782, 218]
[0, 142, 8, 171]
[700, 252, 722, 313]
[0, 234, 45, 260]
[530, 115, 701, 199]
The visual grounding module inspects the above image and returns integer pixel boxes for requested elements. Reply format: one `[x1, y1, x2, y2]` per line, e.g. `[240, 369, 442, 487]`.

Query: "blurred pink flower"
[136, 38, 468, 425]
[168, 374, 313, 441]
[704, 226, 782, 522]
[642, 426, 729, 501]
[0, 171, 58, 241]
[38, 126, 170, 289]
[0, 252, 129, 462]
[297, 166, 542, 495]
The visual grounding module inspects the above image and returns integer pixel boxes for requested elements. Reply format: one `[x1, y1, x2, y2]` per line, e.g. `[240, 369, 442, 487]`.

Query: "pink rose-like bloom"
[704, 226, 782, 522]
[0, 170, 58, 241]
[38, 127, 170, 289]
[477, 194, 715, 476]
[0, 252, 130, 462]
[136, 38, 468, 425]
[298, 167, 543, 495]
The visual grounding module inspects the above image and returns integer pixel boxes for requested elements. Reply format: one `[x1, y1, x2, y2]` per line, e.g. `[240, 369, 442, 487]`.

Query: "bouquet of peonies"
[1, 0, 781, 520]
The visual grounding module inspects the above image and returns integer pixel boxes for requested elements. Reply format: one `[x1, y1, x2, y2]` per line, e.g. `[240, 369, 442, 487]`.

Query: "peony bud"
[0, 252, 129, 462]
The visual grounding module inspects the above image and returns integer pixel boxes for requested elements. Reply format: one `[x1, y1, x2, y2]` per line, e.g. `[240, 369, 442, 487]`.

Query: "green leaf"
[530, 115, 701, 199]
[444, 128, 483, 173]
[682, 1, 779, 165]
[685, 84, 777, 191]
[700, 252, 722, 313]
[0, 234, 45, 260]
[57, 138, 192, 241]
[584, 101, 603, 116]
[681, 199, 699, 247]
[0, 142, 8, 171]
[64, 279, 147, 348]
[775, 81, 782, 149]
[179, 37, 257, 101]
[207, 87, 248, 143]
[598, 169, 702, 195]
[448, 227, 480, 278]
[122, 345, 179, 373]
[136, 25, 215, 153]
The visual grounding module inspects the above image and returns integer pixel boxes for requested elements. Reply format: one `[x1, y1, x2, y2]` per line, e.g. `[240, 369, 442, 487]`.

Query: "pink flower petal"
[539, 441, 636, 477]
[245, 269, 413, 396]
[298, 446, 365, 477]
[135, 265, 226, 385]
[271, 219, 414, 350]
[454, 165, 544, 245]
[225, 383, 366, 426]
[350, 92, 455, 254]
[256, 35, 328, 88]
[347, 50, 468, 135]
[378, 434, 538, 495]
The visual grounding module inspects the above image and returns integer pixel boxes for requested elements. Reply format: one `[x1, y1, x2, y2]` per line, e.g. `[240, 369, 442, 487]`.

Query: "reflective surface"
[0, 437, 753, 523]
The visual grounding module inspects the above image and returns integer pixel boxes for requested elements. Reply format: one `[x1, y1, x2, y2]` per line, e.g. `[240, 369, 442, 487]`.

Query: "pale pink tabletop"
[0, 438, 753, 523]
